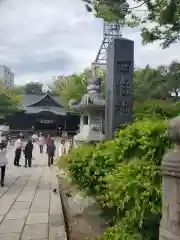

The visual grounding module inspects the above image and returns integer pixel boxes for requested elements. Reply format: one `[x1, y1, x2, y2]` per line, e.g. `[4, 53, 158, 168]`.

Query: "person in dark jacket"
[46, 134, 52, 155]
[24, 139, 33, 168]
[47, 140, 56, 167]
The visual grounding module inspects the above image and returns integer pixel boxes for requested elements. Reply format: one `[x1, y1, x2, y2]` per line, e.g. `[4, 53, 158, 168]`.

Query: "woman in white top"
[59, 140, 66, 157]
[32, 133, 38, 142]
[14, 137, 22, 166]
[0, 141, 8, 186]
[39, 133, 45, 154]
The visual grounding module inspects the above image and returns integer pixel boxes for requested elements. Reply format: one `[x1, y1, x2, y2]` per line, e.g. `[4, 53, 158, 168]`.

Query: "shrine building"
[7, 91, 80, 134]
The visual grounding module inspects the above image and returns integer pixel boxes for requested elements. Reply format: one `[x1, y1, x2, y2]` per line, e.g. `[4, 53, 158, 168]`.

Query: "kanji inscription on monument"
[105, 38, 134, 139]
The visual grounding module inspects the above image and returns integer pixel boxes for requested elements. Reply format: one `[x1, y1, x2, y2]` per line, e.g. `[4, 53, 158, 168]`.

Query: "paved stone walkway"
[0, 143, 67, 240]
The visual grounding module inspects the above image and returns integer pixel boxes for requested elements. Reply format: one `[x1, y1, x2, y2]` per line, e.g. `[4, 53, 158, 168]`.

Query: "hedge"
[58, 118, 171, 239]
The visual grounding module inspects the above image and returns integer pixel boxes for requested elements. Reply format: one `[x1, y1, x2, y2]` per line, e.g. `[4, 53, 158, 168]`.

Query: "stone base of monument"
[57, 169, 106, 240]
[74, 125, 105, 144]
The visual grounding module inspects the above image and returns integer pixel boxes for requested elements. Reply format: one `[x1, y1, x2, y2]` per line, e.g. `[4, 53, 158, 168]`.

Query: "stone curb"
[49, 166, 68, 240]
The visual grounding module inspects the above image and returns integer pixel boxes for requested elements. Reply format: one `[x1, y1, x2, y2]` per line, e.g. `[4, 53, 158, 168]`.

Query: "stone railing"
[159, 116, 180, 240]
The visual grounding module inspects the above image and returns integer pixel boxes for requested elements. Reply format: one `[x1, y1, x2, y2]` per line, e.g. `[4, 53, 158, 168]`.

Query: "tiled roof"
[21, 94, 42, 107]
[20, 93, 66, 115]
[21, 94, 62, 107]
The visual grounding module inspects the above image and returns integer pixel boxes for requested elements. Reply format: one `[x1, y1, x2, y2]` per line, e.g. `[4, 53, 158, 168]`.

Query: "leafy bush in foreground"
[58, 118, 171, 239]
[98, 159, 161, 240]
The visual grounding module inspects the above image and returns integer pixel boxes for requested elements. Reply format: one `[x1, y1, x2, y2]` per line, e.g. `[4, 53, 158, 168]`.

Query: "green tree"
[133, 62, 180, 102]
[0, 80, 5, 95]
[53, 68, 106, 108]
[159, 61, 180, 101]
[0, 80, 22, 117]
[53, 63, 180, 108]
[82, 0, 180, 48]
[6, 86, 24, 95]
[53, 74, 87, 108]
[133, 65, 171, 101]
[24, 82, 43, 94]
[53, 62, 180, 107]
[0, 94, 21, 117]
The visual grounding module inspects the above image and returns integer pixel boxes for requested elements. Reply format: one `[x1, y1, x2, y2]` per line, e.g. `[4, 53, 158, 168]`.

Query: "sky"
[0, 0, 180, 85]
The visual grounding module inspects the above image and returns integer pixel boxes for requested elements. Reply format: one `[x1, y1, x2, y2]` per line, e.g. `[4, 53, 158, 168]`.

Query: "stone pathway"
[0, 143, 67, 240]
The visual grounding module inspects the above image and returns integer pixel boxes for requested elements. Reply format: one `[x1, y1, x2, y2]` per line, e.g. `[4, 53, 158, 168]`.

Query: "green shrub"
[67, 118, 170, 195]
[65, 144, 94, 189]
[100, 159, 161, 213]
[115, 117, 170, 165]
[58, 118, 171, 239]
[98, 159, 161, 240]
[97, 219, 144, 240]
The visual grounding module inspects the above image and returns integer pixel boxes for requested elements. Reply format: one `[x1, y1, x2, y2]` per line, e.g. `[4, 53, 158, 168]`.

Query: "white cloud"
[0, 0, 180, 84]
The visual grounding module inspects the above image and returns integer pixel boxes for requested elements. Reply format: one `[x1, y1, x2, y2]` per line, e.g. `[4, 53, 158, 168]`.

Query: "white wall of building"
[0, 65, 14, 88]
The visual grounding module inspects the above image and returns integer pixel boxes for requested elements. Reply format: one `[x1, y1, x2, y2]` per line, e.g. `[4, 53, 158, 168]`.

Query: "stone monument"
[159, 116, 180, 240]
[105, 38, 134, 139]
[69, 77, 105, 144]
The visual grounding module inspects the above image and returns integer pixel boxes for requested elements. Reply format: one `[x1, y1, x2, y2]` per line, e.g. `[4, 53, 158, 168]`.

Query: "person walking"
[47, 140, 56, 167]
[24, 139, 34, 168]
[58, 126, 62, 137]
[2, 134, 7, 144]
[0, 141, 8, 187]
[38, 133, 45, 154]
[32, 133, 38, 142]
[46, 134, 52, 155]
[7, 134, 11, 144]
[19, 132, 24, 139]
[59, 139, 66, 157]
[14, 136, 22, 166]
[68, 139, 73, 153]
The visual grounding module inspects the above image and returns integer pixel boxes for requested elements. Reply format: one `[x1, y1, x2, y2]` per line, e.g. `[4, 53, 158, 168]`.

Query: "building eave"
[24, 106, 67, 116]
[26, 92, 63, 108]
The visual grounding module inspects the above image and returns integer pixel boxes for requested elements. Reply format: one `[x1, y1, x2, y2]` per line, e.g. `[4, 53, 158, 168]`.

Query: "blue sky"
[0, 0, 180, 84]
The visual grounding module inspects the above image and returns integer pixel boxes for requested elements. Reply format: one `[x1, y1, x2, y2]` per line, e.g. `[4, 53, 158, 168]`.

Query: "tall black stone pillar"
[105, 38, 134, 139]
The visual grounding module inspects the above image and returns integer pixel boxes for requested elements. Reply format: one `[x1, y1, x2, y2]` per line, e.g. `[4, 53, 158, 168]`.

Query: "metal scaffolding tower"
[91, 22, 122, 72]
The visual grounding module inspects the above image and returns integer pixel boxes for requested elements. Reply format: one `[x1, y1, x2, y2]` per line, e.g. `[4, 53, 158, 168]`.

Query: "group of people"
[0, 132, 58, 187]
[14, 133, 57, 168]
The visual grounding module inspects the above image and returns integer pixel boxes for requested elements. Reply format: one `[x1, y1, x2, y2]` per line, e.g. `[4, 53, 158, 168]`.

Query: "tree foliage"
[133, 65, 170, 101]
[6, 86, 24, 96]
[134, 100, 180, 120]
[53, 62, 180, 109]
[134, 62, 180, 101]
[53, 68, 106, 108]
[23, 82, 43, 94]
[53, 74, 87, 108]
[82, 0, 180, 48]
[160, 61, 180, 100]
[0, 80, 22, 117]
